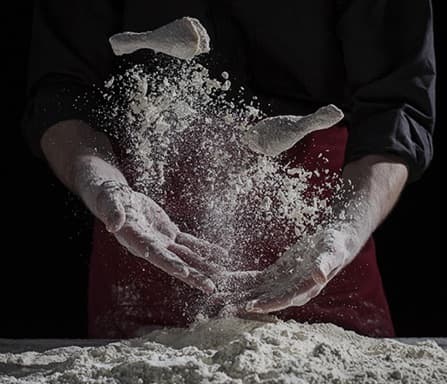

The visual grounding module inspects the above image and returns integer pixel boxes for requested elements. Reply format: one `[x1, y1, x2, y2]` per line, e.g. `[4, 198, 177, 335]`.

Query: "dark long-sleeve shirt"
[23, 0, 436, 182]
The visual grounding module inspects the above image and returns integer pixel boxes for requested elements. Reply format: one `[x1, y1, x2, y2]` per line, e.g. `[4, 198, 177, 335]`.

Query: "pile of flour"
[1, 318, 446, 383]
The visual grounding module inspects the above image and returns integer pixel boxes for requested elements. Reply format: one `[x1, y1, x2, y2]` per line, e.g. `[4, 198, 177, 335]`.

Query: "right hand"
[74, 156, 228, 294]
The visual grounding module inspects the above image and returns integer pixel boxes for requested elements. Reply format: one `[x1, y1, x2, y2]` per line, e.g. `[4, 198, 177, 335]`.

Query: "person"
[23, 1, 435, 338]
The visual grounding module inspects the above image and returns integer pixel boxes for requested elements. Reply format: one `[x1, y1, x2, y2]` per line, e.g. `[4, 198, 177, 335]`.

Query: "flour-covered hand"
[74, 155, 227, 294]
[223, 228, 354, 314]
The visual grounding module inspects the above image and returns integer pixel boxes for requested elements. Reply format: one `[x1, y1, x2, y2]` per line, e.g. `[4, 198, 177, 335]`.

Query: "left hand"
[220, 228, 354, 314]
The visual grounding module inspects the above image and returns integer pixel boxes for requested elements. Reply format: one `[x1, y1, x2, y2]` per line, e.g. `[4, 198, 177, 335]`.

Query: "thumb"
[95, 187, 126, 233]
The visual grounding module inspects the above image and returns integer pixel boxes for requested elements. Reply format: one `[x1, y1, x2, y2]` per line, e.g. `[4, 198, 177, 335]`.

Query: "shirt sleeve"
[22, 0, 121, 157]
[337, 0, 436, 182]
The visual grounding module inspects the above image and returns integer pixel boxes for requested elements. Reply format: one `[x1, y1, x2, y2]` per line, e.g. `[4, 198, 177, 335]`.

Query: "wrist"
[319, 224, 363, 267]
[328, 200, 374, 263]
[41, 119, 125, 192]
[72, 155, 128, 214]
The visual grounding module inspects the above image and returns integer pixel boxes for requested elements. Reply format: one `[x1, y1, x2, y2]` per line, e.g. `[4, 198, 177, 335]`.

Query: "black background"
[2, 3, 446, 338]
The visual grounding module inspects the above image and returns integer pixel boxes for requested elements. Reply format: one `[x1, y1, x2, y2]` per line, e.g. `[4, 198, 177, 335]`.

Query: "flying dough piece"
[109, 17, 210, 60]
[242, 104, 344, 156]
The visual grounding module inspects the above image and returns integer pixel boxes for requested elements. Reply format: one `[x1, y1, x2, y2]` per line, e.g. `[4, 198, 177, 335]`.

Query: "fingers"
[245, 294, 293, 314]
[152, 245, 217, 294]
[244, 277, 322, 314]
[313, 251, 346, 284]
[96, 188, 126, 233]
[217, 304, 278, 323]
[167, 243, 221, 276]
[115, 227, 216, 294]
[176, 232, 229, 264]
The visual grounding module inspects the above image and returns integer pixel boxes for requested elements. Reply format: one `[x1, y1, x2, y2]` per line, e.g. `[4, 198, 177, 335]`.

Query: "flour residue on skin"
[1, 318, 446, 384]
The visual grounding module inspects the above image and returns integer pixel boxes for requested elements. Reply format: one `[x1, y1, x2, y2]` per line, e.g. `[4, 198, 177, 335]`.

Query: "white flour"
[1, 318, 446, 383]
[95, 57, 344, 283]
[86, 16, 355, 319]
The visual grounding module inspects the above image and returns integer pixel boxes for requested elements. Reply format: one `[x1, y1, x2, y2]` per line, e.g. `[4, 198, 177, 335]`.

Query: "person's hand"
[219, 227, 354, 314]
[74, 155, 228, 294]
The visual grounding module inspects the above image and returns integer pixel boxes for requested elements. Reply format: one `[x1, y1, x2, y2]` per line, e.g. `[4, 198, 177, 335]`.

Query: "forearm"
[338, 154, 409, 258]
[40, 120, 127, 196]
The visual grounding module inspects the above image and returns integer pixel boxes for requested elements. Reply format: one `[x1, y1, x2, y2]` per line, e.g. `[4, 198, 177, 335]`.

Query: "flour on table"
[6, 17, 442, 384]
[1, 318, 446, 384]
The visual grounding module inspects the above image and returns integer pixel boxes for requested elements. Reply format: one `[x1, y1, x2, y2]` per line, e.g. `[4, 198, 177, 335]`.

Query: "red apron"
[88, 124, 395, 338]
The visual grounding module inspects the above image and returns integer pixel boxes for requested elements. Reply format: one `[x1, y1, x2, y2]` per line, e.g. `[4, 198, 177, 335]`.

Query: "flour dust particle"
[93, 56, 345, 279]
